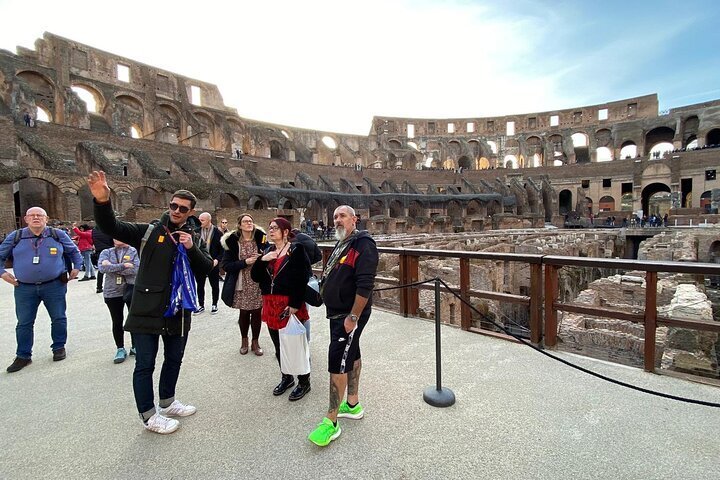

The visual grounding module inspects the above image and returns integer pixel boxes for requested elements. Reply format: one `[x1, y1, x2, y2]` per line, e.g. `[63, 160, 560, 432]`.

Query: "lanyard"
[114, 247, 128, 264]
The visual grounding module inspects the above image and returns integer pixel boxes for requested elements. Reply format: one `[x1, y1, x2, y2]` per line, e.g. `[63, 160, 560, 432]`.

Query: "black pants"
[239, 308, 262, 340]
[268, 327, 309, 386]
[195, 266, 220, 308]
[104, 296, 132, 349]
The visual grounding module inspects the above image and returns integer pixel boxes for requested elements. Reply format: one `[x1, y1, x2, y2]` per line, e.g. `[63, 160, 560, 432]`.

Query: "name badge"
[158, 235, 165, 243]
[116, 277, 123, 285]
[32, 256, 40, 264]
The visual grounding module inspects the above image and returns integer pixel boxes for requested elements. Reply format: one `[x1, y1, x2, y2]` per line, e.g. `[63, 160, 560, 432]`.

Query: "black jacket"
[322, 230, 378, 316]
[250, 242, 310, 310]
[220, 228, 267, 307]
[201, 225, 224, 263]
[94, 200, 213, 335]
[91, 227, 114, 252]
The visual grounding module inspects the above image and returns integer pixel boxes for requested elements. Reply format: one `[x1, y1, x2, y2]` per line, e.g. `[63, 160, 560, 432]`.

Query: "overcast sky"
[1, 0, 718, 135]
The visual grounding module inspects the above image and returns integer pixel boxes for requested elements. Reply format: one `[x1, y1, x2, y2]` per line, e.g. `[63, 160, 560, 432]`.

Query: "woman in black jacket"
[221, 214, 267, 355]
[251, 217, 312, 401]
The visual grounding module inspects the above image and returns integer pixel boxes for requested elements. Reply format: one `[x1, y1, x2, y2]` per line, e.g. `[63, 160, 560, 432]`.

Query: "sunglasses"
[169, 202, 191, 214]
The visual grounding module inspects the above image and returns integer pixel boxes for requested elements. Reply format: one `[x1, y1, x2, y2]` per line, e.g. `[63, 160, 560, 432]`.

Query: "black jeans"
[195, 265, 220, 308]
[131, 332, 188, 420]
[104, 296, 132, 348]
[268, 327, 309, 386]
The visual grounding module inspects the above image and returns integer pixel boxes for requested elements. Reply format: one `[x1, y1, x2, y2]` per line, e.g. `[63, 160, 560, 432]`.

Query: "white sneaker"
[158, 399, 197, 417]
[144, 413, 179, 434]
[211, 305, 218, 314]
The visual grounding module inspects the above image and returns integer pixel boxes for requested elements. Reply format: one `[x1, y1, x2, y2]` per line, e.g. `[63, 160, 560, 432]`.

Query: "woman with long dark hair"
[221, 214, 266, 355]
[251, 217, 312, 401]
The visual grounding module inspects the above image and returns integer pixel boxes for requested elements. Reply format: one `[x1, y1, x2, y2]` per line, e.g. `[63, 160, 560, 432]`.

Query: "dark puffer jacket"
[94, 200, 213, 335]
[220, 228, 267, 307]
[250, 242, 310, 310]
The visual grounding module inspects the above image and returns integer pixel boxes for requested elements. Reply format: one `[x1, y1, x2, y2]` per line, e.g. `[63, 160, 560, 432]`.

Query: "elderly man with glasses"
[87, 171, 213, 435]
[0, 207, 83, 373]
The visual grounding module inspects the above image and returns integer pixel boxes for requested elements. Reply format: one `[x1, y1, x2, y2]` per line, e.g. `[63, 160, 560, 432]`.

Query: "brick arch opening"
[408, 201, 425, 219]
[446, 200, 462, 223]
[248, 195, 268, 210]
[458, 156, 472, 169]
[642, 183, 671, 216]
[707, 128, 720, 146]
[131, 186, 164, 206]
[17, 70, 56, 120]
[218, 192, 240, 208]
[270, 140, 286, 160]
[389, 200, 404, 218]
[620, 140, 637, 159]
[559, 189, 573, 215]
[369, 199, 384, 217]
[17, 177, 66, 221]
[644, 127, 675, 155]
[72, 83, 106, 114]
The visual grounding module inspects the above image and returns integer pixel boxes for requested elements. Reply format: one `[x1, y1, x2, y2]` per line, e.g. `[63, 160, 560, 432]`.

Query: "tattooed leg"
[328, 373, 347, 422]
[347, 358, 362, 405]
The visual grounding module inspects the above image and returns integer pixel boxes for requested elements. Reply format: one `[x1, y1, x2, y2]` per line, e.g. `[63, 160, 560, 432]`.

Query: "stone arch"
[595, 128, 612, 147]
[700, 190, 712, 211]
[16, 177, 66, 220]
[279, 197, 296, 210]
[446, 200, 463, 223]
[402, 152, 417, 169]
[707, 128, 720, 146]
[599, 195, 615, 212]
[157, 103, 181, 129]
[571, 132, 590, 163]
[17, 70, 56, 119]
[270, 140, 286, 160]
[115, 94, 144, 135]
[682, 116, 699, 145]
[559, 189, 573, 215]
[526, 136, 543, 166]
[131, 186, 164, 206]
[504, 155, 518, 169]
[549, 134, 564, 165]
[388, 139, 402, 149]
[478, 157, 490, 169]
[457, 156, 472, 170]
[466, 199, 484, 216]
[641, 183, 671, 217]
[304, 199, 323, 222]
[596, 146, 612, 162]
[72, 83, 106, 113]
[408, 200, 425, 219]
[218, 192, 240, 208]
[192, 110, 217, 149]
[369, 199, 384, 217]
[468, 140, 481, 158]
[248, 195, 268, 210]
[620, 140, 637, 159]
[644, 126, 675, 155]
[324, 199, 340, 226]
[447, 140, 462, 157]
[389, 199, 404, 218]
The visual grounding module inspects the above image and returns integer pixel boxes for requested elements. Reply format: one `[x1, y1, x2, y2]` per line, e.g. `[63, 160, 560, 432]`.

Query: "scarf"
[321, 229, 357, 292]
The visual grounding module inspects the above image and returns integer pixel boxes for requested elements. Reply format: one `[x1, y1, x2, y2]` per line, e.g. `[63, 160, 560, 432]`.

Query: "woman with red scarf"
[251, 217, 312, 401]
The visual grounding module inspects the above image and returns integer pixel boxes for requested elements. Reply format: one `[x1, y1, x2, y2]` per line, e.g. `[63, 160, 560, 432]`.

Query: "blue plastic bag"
[164, 244, 199, 317]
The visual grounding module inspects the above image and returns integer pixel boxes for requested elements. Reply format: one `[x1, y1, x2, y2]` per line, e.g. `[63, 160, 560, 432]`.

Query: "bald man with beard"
[194, 212, 223, 314]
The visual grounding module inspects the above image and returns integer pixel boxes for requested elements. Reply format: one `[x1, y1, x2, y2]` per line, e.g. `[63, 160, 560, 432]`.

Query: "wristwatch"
[348, 314, 359, 323]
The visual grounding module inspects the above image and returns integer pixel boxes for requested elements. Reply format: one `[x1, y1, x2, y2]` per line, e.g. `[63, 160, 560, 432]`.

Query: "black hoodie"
[322, 230, 378, 316]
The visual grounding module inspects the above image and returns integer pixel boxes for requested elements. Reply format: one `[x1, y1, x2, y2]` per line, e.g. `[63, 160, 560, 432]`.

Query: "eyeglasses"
[268, 225, 280, 231]
[169, 202, 191, 214]
[221, 221, 228, 224]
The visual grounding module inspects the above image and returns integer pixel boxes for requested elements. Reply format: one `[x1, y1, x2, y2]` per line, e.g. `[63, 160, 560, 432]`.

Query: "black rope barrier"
[373, 277, 720, 408]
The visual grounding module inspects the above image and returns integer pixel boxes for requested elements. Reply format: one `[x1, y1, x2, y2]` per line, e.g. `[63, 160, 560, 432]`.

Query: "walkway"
[1, 278, 718, 479]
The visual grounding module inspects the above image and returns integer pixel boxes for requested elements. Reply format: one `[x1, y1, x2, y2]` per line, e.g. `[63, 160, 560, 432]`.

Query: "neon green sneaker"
[308, 417, 341, 446]
[337, 400, 364, 419]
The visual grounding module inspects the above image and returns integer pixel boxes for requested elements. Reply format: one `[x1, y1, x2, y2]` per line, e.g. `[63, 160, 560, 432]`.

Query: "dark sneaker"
[211, 305, 218, 314]
[6, 357, 32, 373]
[194, 306, 205, 314]
[289, 383, 311, 401]
[53, 348, 66, 361]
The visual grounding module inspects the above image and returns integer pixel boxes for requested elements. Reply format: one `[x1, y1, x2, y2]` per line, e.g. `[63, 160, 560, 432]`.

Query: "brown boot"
[240, 337, 249, 355]
[251, 339, 263, 356]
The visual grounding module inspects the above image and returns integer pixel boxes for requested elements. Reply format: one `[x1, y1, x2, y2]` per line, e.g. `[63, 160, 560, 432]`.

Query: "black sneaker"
[194, 307, 205, 314]
[53, 348, 66, 361]
[6, 357, 32, 373]
[289, 383, 311, 401]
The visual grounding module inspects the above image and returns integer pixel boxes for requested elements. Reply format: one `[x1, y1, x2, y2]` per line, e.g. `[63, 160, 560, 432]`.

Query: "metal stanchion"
[423, 278, 456, 407]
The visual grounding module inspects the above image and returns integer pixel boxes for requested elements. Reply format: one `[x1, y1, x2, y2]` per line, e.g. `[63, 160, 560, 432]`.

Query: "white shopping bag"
[279, 314, 311, 375]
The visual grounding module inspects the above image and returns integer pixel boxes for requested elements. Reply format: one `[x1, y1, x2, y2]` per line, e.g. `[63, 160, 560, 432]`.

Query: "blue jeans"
[14, 279, 67, 358]
[131, 332, 189, 421]
[81, 250, 95, 278]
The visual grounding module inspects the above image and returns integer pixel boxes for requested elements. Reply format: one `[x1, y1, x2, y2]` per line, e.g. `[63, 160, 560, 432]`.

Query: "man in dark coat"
[92, 226, 114, 293]
[194, 212, 223, 314]
[88, 170, 213, 435]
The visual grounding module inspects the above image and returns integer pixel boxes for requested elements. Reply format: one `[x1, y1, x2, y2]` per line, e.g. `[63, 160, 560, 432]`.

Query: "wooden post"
[644, 271, 658, 372]
[530, 263, 543, 344]
[407, 255, 419, 316]
[460, 257, 471, 330]
[399, 252, 409, 317]
[544, 265, 560, 348]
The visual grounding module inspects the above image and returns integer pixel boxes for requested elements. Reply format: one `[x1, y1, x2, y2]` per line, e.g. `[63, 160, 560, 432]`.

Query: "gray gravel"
[1, 277, 719, 479]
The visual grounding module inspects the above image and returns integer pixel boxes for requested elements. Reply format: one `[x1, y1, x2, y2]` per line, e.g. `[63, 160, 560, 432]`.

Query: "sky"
[0, 0, 718, 135]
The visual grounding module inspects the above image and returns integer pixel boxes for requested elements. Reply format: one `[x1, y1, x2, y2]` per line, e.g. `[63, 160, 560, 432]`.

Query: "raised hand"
[87, 171, 111, 203]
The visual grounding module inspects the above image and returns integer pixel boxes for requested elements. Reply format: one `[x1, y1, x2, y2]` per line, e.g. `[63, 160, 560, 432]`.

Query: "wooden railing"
[318, 245, 720, 373]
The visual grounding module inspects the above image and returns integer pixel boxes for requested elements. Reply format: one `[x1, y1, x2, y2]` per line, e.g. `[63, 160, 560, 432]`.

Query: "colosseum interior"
[1, 33, 719, 379]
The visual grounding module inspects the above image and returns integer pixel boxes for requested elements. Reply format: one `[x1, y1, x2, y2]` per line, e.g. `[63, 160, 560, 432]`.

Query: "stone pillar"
[65, 192, 81, 221]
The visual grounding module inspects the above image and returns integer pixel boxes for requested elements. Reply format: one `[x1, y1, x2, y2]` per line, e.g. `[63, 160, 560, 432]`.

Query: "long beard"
[334, 226, 346, 241]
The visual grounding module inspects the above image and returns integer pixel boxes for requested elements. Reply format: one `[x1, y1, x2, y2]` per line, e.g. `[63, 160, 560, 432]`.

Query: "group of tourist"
[0, 171, 378, 447]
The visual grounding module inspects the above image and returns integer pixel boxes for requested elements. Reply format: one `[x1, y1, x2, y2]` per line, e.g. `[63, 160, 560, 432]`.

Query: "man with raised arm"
[87, 170, 212, 435]
[308, 205, 378, 447]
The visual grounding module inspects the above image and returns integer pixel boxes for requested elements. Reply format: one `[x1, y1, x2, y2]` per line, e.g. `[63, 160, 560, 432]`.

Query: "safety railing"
[318, 245, 720, 374]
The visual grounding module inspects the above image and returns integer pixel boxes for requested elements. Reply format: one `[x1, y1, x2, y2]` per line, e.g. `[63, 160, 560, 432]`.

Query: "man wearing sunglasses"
[87, 171, 213, 435]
